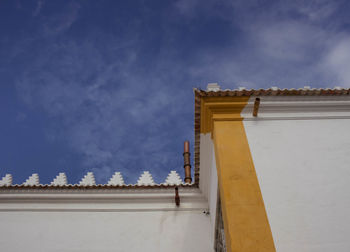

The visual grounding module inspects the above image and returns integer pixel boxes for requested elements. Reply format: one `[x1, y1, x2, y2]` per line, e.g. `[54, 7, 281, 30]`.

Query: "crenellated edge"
[137, 171, 155, 186]
[0, 174, 12, 186]
[51, 173, 68, 186]
[23, 174, 39, 186]
[0, 170, 191, 188]
[108, 172, 125, 186]
[79, 172, 96, 186]
[164, 171, 182, 185]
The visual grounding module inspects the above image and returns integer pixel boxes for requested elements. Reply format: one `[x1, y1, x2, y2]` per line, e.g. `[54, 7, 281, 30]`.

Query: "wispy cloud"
[43, 2, 80, 35]
[32, 0, 45, 17]
[3, 0, 350, 183]
[15, 35, 192, 183]
[323, 37, 350, 86]
[174, 0, 350, 88]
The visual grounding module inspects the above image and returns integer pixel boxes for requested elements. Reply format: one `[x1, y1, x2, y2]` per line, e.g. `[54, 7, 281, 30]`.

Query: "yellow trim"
[200, 97, 249, 134]
[201, 97, 275, 252]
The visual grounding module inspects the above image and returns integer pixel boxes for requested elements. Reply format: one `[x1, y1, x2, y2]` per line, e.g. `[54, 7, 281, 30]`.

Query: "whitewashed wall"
[243, 96, 350, 252]
[0, 188, 212, 252]
[199, 133, 218, 249]
[0, 210, 211, 252]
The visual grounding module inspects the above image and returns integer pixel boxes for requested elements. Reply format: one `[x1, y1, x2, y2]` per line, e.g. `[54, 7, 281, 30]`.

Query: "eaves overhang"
[0, 186, 207, 212]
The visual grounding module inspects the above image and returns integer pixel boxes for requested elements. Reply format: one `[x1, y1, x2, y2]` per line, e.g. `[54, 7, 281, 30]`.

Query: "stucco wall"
[199, 133, 218, 248]
[0, 210, 212, 252]
[244, 118, 350, 252]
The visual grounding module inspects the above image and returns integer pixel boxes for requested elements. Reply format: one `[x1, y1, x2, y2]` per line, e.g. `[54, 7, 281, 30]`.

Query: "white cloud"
[14, 35, 192, 183]
[32, 0, 45, 17]
[43, 2, 80, 35]
[322, 37, 350, 87]
[174, 0, 201, 16]
[174, 0, 348, 88]
[10, 0, 350, 183]
[255, 22, 325, 62]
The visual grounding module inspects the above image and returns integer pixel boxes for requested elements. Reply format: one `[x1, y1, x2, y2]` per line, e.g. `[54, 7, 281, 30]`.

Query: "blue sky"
[1, 0, 350, 184]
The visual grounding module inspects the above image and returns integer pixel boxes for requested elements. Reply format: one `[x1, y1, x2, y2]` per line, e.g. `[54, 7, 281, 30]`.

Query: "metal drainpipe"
[183, 141, 192, 184]
[253, 97, 260, 117]
[175, 187, 180, 206]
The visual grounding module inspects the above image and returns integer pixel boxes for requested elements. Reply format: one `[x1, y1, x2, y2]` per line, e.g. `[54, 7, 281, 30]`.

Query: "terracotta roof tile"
[194, 87, 350, 97]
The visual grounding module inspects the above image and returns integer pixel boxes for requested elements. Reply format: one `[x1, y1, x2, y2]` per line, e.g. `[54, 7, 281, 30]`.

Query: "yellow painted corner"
[200, 96, 250, 134]
[200, 95, 276, 252]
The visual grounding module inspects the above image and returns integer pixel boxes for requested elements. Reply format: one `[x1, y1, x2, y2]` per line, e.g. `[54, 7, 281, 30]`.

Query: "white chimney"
[206, 83, 220, 91]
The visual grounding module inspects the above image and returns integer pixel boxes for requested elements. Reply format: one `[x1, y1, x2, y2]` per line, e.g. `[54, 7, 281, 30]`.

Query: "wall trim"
[242, 97, 350, 121]
[0, 187, 208, 212]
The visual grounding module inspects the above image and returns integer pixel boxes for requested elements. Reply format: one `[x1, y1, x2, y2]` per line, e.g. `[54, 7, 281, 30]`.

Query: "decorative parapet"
[0, 170, 188, 188]
[108, 172, 125, 186]
[51, 173, 68, 186]
[79, 172, 96, 186]
[0, 174, 12, 186]
[23, 174, 39, 186]
[137, 171, 155, 186]
[164, 171, 182, 185]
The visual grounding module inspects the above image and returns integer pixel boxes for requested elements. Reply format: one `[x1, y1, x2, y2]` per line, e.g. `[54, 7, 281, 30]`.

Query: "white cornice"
[0, 187, 207, 212]
[242, 96, 350, 120]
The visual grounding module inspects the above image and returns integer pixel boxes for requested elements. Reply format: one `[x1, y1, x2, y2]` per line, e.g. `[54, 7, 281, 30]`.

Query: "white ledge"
[0, 187, 207, 212]
[242, 97, 350, 120]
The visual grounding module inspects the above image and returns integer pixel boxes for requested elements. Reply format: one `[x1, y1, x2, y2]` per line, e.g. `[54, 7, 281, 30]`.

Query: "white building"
[1, 85, 350, 252]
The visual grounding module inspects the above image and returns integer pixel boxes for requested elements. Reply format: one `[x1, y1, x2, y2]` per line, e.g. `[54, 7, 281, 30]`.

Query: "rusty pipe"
[175, 186, 180, 206]
[183, 141, 192, 184]
[253, 97, 260, 117]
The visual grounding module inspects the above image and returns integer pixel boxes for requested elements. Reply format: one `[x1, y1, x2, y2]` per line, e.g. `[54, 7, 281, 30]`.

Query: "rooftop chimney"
[206, 83, 220, 92]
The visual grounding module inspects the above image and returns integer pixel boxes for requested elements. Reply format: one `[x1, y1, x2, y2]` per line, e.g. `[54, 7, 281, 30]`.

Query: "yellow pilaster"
[201, 97, 275, 252]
